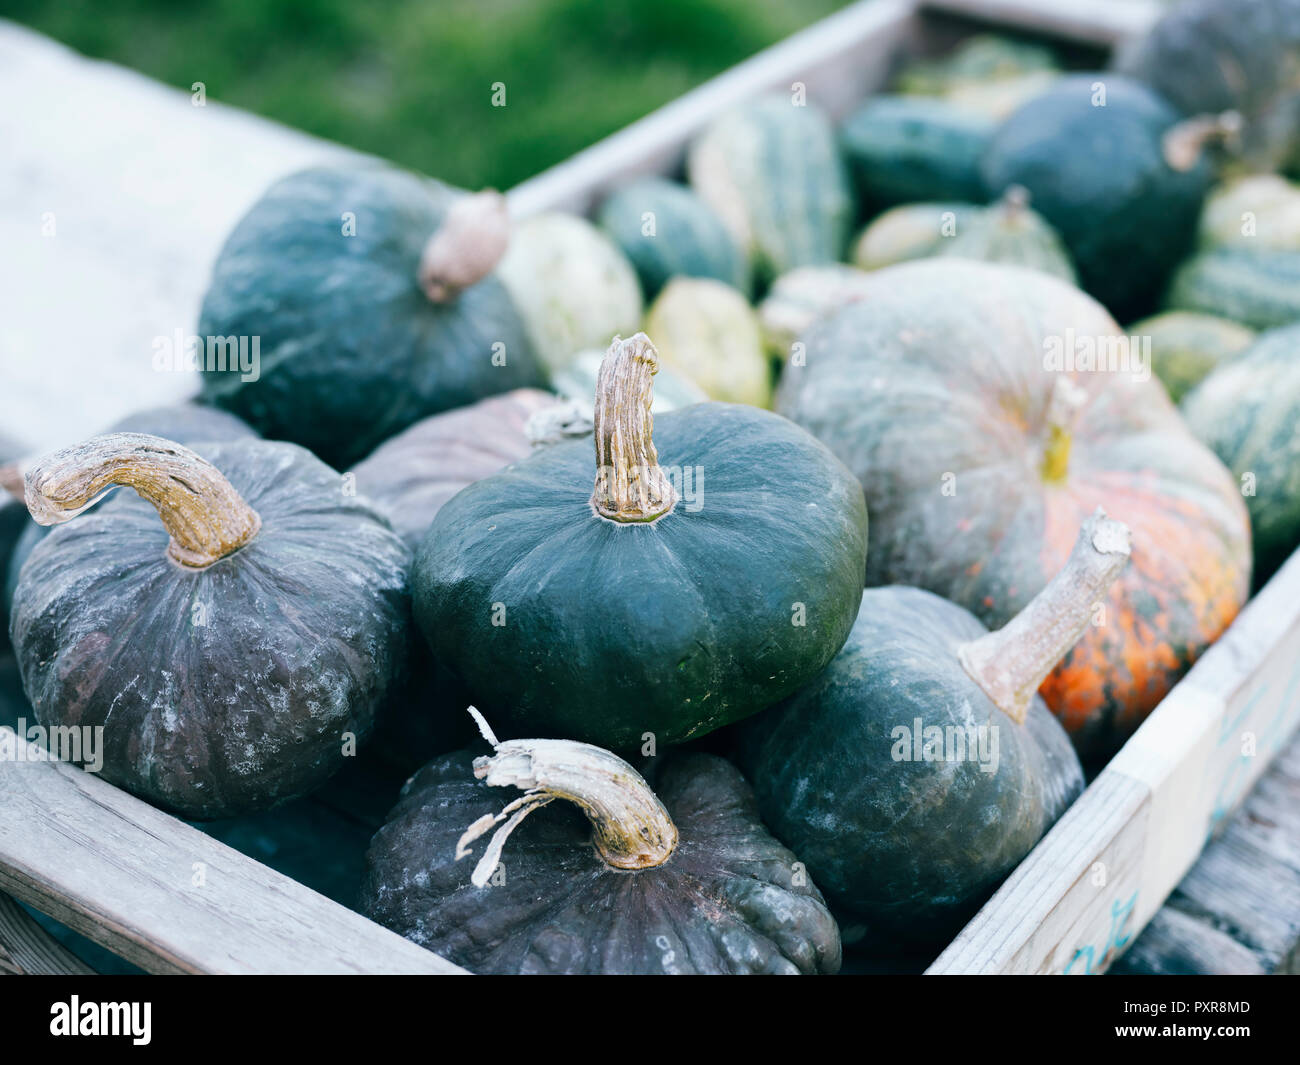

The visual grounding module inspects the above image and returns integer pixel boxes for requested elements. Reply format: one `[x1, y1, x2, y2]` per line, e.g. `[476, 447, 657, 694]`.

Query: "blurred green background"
[1, 0, 852, 188]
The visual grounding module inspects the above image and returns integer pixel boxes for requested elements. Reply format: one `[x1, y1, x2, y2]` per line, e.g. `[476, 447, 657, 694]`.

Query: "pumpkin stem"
[457, 707, 679, 885]
[591, 333, 678, 523]
[22, 432, 262, 569]
[957, 509, 1131, 724]
[418, 189, 510, 303]
[1162, 111, 1243, 173]
[1040, 376, 1086, 483]
[0, 459, 25, 501]
[997, 184, 1031, 220]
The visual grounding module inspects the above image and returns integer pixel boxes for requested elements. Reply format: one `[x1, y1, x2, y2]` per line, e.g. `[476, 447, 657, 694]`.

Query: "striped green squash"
[597, 177, 748, 299]
[1129, 310, 1256, 403]
[644, 278, 771, 408]
[841, 96, 993, 209]
[1183, 324, 1300, 586]
[852, 202, 967, 271]
[1198, 174, 1300, 252]
[497, 212, 643, 375]
[1166, 248, 1300, 331]
[687, 95, 852, 287]
[936, 187, 1075, 282]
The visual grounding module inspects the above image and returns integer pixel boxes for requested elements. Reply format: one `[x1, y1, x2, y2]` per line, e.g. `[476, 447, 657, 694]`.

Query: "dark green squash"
[981, 74, 1214, 321]
[360, 715, 840, 974]
[688, 95, 853, 286]
[198, 165, 546, 468]
[841, 96, 994, 209]
[1182, 323, 1300, 586]
[1165, 246, 1300, 329]
[776, 260, 1251, 759]
[738, 514, 1118, 946]
[4, 404, 259, 616]
[10, 433, 410, 819]
[0, 433, 28, 643]
[413, 333, 868, 752]
[597, 177, 749, 299]
[1115, 0, 1300, 175]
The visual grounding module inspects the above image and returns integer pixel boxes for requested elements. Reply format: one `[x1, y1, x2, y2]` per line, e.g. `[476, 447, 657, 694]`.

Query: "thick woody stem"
[418, 189, 510, 303]
[456, 708, 678, 886]
[958, 509, 1131, 724]
[1162, 111, 1243, 172]
[1040, 375, 1087, 483]
[591, 333, 678, 523]
[0, 460, 25, 501]
[23, 432, 261, 569]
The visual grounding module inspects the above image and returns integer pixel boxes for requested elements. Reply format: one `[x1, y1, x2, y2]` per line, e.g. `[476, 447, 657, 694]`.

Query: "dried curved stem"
[591, 333, 678, 523]
[418, 189, 510, 303]
[1162, 111, 1243, 173]
[456, 708, 678, 885]
[958, 509, 1131, 724]
[23, 432, 261, 568]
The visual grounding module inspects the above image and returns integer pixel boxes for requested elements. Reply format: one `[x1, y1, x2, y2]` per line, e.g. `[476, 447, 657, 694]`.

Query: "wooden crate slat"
[929, 550, 1300, 974]
[0, 890, 96, 975]
[0, 731, 464, 974]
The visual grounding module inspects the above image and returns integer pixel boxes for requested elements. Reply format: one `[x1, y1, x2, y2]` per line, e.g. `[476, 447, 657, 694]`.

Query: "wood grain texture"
[0, 729, 464, 974]
[930, 549, 1300, 973]
[0, 891, 95, 975]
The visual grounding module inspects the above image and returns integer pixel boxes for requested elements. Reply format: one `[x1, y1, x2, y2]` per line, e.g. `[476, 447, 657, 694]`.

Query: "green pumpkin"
[597, 177, 749, 299]
[936, 187, 1076, 283]
[739, 510, 1122, 944]
[1115, 0, 1300, 175]
[361, 726, 841, 975]
[775, 259, 1251, 759]
[643, 278, 771, 407]
[1166, 247, 1300, 330]
[1183, 323, 1300, 586]
[1198, 174, 1300, 251]
[198, 166, 545, 469]
[841, 96, 994, 209]
[412, 334, 868, 752]
[10, 433, 410, 819]
[981, 75, 1212, 322]
[688, 95, 852, 286]
[496, 212, 643, 376]
[851, 202, 968, 271]
[1129, 310, 1256, 403]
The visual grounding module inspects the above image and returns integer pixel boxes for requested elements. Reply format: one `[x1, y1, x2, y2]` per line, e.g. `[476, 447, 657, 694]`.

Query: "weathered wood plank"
[930, 548, 1300, 974]
[0, 730, 463, 974]
[0, 891, 96, 975]
[1114, 737, 1300, 974]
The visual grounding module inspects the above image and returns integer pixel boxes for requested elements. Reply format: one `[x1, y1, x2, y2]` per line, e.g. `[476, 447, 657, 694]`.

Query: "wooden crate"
[4, 0, 1298, 976]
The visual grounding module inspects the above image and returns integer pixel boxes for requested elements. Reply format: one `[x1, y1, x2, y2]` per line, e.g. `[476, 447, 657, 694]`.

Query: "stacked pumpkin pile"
[2, 0, 1299, 975]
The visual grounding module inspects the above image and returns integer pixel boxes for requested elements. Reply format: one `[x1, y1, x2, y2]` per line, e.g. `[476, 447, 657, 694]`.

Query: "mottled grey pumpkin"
[10, 433, 410, 819]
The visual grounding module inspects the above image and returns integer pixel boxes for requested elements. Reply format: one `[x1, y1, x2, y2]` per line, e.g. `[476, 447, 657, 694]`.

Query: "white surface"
[0, 20, 350, 453]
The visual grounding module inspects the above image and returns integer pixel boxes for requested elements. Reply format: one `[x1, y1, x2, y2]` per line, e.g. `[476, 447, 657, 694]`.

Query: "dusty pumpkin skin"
[360, 738, 841, 975]
[777, 260, 1251, 759]
[738, 587, 1085, 945]
[198, 166, 545, 468]
[413, 334, 868, 752]
[10, 434, 410, 819]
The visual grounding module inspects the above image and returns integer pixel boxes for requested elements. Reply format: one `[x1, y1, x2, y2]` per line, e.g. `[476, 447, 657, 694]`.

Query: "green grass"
[3, 0, 851, 188]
